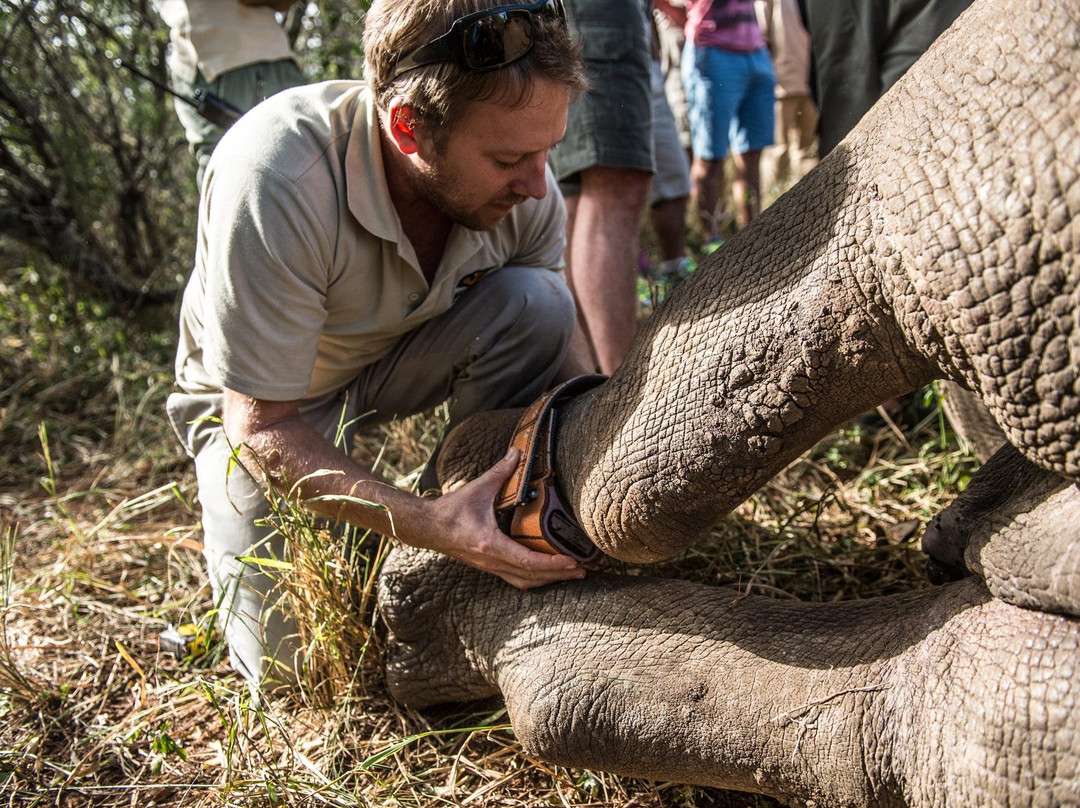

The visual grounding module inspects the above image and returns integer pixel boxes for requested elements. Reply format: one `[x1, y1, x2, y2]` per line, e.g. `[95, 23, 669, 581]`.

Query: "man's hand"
[221, 388, 584, 590]
[407, 449, 588, 590]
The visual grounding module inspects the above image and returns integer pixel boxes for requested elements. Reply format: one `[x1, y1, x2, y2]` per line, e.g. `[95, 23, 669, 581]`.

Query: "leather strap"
[495, 374, 606, 563]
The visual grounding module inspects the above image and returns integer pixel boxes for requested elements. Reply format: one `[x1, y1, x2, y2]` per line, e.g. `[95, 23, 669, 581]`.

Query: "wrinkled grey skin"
[938, 380, 1007, 462]
[378, 1, 1080, 805]
[383, 554, 1079, 807]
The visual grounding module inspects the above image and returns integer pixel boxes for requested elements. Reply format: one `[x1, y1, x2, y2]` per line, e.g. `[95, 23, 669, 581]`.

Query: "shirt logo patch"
[457, 268, 492, 289]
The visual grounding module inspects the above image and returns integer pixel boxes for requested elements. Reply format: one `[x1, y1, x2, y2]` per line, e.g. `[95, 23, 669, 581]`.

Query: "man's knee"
[485, 267, 576, 338]
[579, 166, 653, 206]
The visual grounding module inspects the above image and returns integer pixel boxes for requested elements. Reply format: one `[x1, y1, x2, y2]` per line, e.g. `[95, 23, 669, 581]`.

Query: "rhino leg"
[921, 443, 1064, 582]
[379, 547, 1080, 807]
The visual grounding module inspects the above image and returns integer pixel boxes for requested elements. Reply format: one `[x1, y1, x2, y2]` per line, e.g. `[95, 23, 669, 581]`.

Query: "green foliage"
[1, 0, 195, 305]
[0, 258, 178, 486]
[296, 1, 371, 80]
[149, 721, 188, 774]
[0, 1, 374, 310]
[2, 264, 123, 367]
[0, 260, 174, 396]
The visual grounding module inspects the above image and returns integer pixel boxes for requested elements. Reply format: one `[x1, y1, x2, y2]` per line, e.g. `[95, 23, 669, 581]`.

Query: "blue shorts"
[682, 43, 776, 160]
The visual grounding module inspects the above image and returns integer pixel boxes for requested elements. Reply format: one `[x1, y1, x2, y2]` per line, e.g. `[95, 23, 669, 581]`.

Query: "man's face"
[409, 79, 570, 231]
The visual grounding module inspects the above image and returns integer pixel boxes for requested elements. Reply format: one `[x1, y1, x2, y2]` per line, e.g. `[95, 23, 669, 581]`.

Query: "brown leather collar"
[495, 374, 607, 563]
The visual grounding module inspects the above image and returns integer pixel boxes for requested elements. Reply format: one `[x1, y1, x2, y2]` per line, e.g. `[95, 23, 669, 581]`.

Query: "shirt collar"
[344, 87, 403, 243]
[342, 87, 487, 275]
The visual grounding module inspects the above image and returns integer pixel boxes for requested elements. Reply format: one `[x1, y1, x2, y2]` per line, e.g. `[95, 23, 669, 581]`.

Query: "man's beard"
[410, 158, 525, 232]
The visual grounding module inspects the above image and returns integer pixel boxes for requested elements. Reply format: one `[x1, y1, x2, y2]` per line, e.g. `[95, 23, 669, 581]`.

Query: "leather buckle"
[495, 375, 606, 564]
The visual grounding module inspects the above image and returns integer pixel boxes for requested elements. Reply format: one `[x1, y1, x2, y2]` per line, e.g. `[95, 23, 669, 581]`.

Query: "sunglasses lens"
[392, 0, 566, 78]
[464, 12, 533, 69]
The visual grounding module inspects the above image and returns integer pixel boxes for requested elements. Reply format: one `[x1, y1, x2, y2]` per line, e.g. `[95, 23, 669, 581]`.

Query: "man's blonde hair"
[363, 0, 586, 152]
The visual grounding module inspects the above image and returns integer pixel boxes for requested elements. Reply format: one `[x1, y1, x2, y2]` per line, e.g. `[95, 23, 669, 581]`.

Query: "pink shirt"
[685, 0, 765, 53]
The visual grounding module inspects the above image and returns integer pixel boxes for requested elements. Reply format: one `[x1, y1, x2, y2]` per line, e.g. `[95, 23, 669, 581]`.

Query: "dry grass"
[0, 371, 975, 806]
[0, 221, 979, 806]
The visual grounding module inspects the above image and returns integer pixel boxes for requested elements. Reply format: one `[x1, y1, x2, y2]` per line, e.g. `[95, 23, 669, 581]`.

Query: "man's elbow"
[220, 388, 301, 469]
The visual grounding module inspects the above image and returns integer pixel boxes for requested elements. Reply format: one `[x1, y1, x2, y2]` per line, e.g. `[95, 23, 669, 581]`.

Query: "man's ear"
[386, 101, 421, 156]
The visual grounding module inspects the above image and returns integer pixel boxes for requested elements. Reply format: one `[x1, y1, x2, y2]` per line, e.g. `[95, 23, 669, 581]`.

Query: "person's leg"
[560, 193, 602, 375]
[683, 42, 739, 242]
[791, 93, 820, 179]
[167, 392, 310, 689]
[730, 149, 763, 228]
[565, 165, 652, 374]
[172, 58, 305, 186]
[776, 95, 799, 181]
[551, 0, 655, 375]
[647, 58, 692, 266]
[689, 156, 726, 241]
[650, 196, 689, 263]
[800, 0, 884, 155]
[758, 101, 782, 191]
[729, 49, 776, 227]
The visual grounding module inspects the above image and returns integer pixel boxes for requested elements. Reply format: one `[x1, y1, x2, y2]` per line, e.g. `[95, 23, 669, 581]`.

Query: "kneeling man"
[167, 0, 589, 688]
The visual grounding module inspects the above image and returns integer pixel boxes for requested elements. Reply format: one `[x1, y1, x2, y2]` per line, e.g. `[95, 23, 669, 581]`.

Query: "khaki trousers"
[171, 57, 305, 187]
[761, 94, 819, 188]
[166, 267, 575, 687]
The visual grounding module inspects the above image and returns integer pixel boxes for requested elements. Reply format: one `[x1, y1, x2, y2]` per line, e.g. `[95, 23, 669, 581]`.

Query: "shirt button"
[408, 293, 420, 302]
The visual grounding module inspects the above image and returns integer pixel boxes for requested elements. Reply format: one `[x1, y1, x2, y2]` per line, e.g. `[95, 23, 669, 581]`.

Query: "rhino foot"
[921, 443, 1059, 585]
[379, 546, 498, 707]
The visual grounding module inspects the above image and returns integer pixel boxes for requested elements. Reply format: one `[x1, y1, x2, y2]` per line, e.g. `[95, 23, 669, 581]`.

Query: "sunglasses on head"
[390, 0, 567, 79]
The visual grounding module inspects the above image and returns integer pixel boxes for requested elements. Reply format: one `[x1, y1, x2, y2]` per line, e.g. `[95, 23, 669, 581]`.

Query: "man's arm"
[653, 0, 688, 29]
[222, 389, 586, 589]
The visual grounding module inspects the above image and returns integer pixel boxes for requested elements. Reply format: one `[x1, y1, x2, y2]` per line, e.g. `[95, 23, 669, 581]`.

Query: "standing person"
[549, 0, 656, 375]
[166, 0, 590, 689]
[155, 0, 306, 185]
[799, 0, 972, 156]
[659, 0, 775, 243]
[643, 19, 693, 292]
[755, 0, 817, 187]
[654, 0, 691, 155]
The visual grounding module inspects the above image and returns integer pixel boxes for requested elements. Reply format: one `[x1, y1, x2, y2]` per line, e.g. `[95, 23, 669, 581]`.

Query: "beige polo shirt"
[156, 0, 297, 84]
[175, 81, 568, 402]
